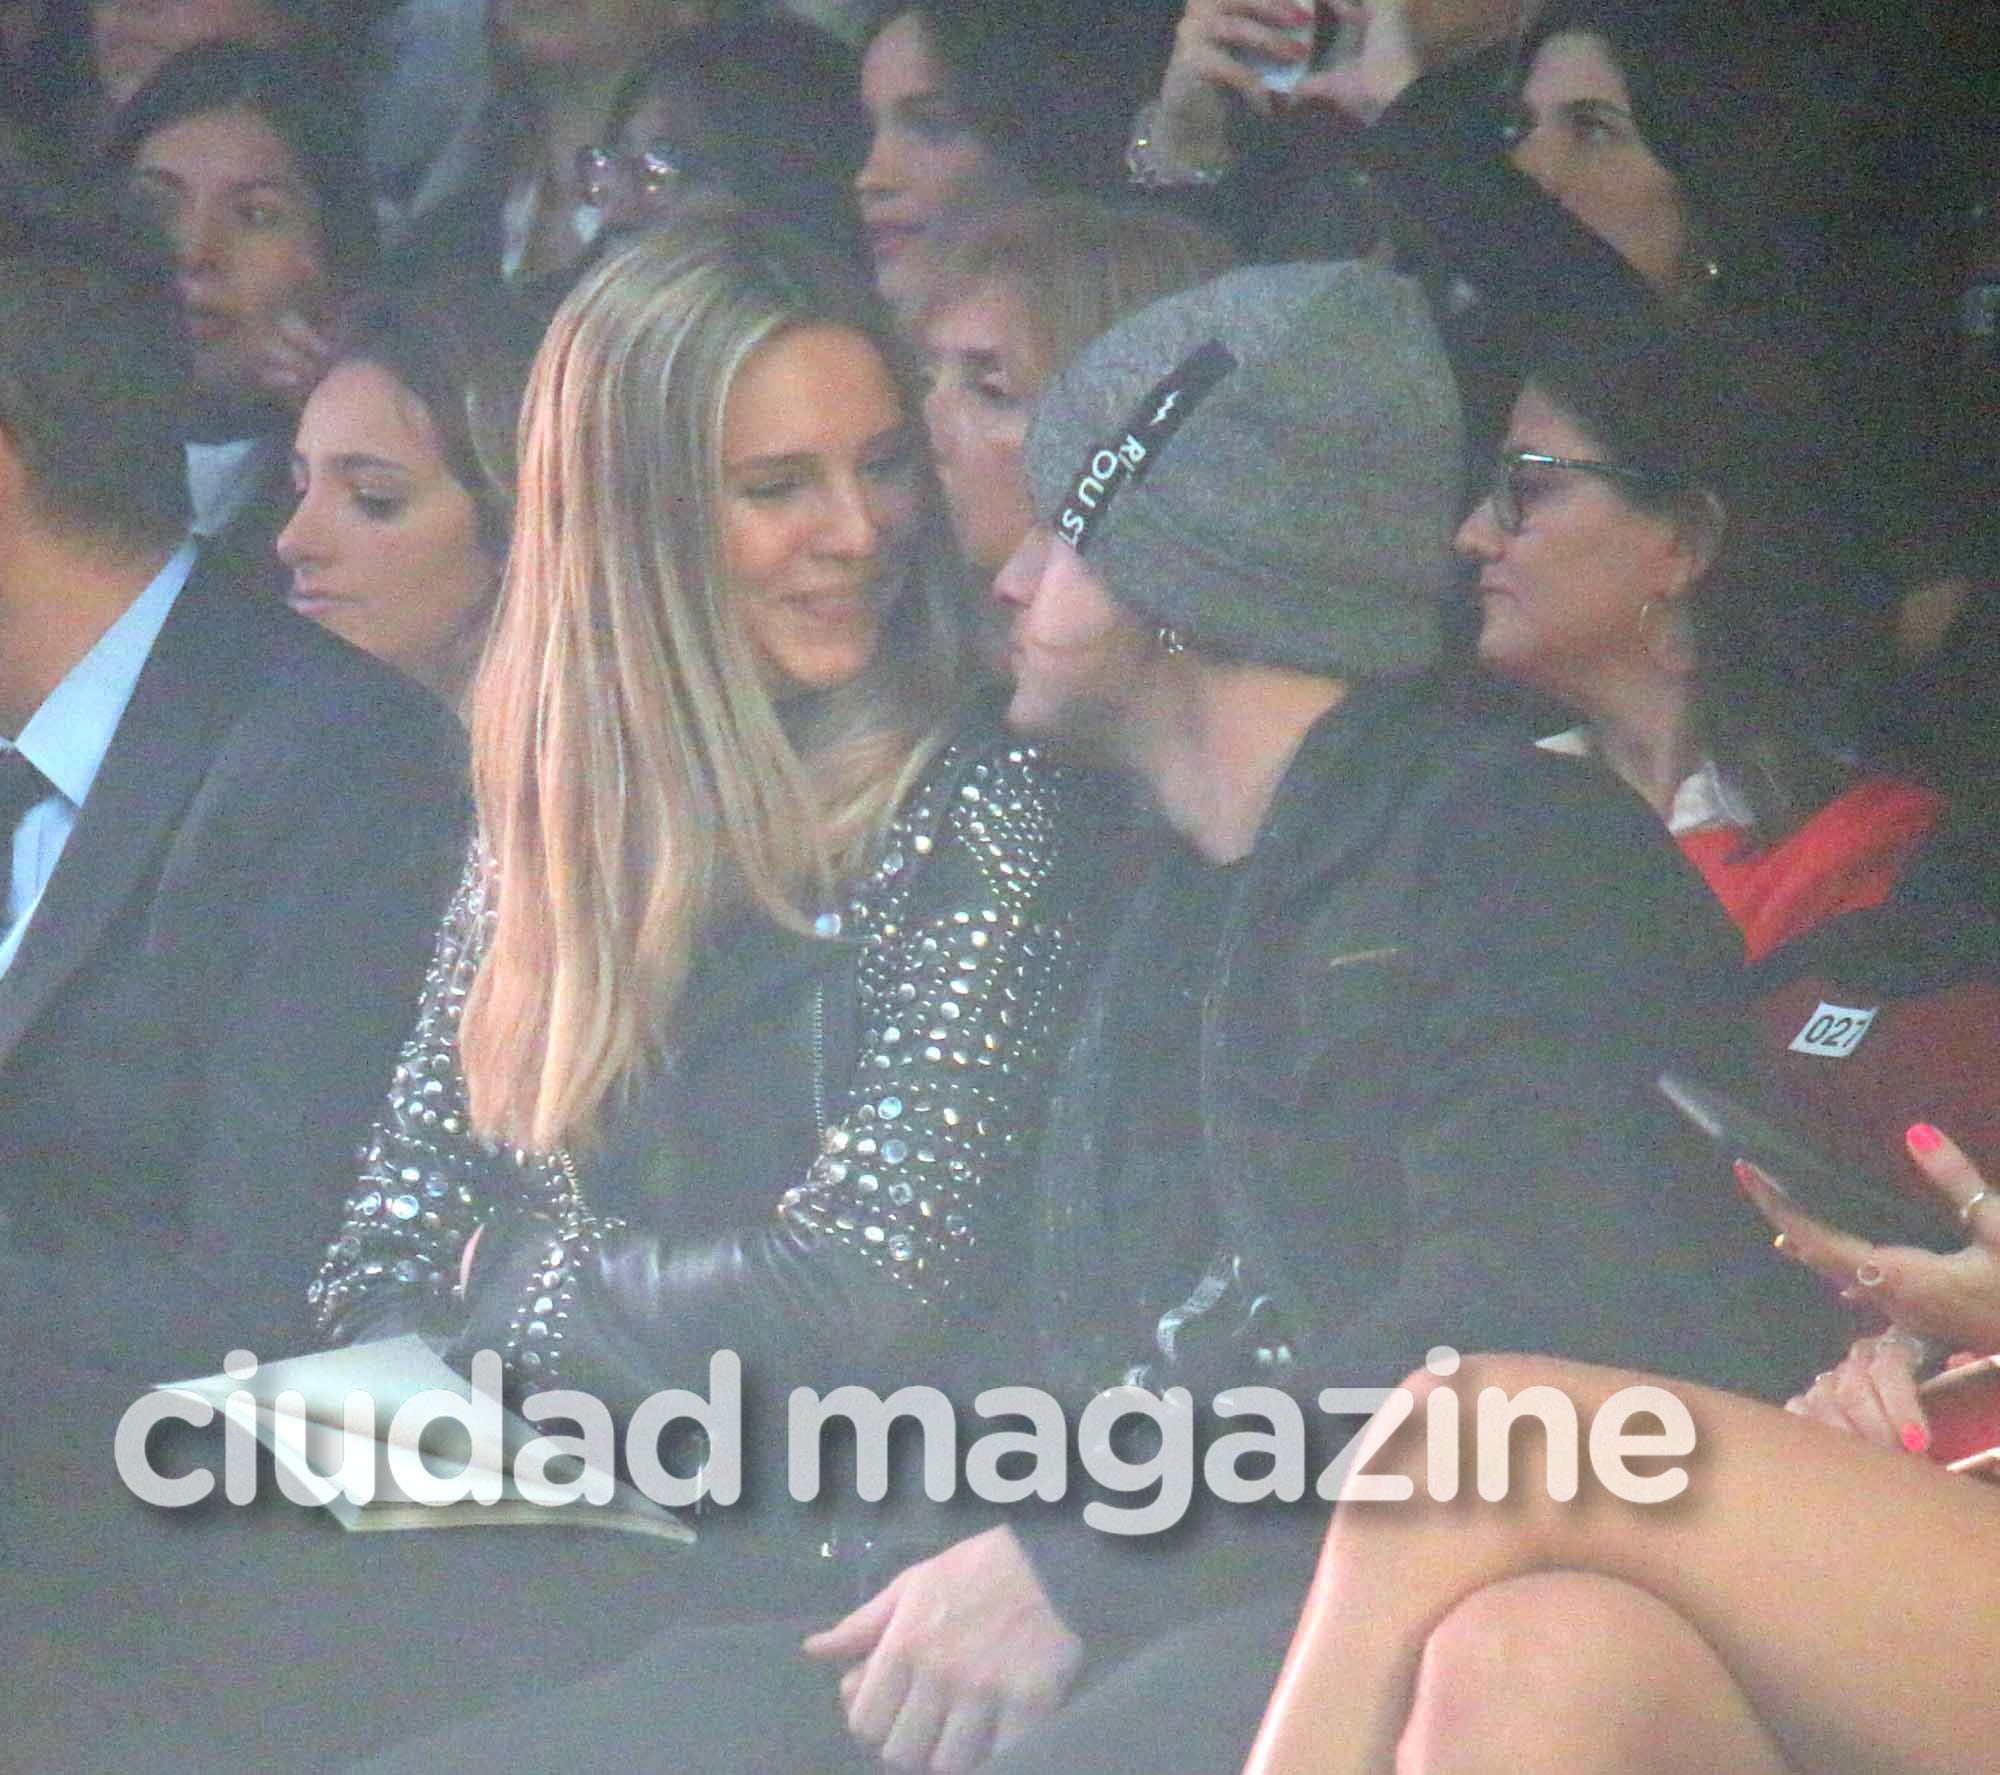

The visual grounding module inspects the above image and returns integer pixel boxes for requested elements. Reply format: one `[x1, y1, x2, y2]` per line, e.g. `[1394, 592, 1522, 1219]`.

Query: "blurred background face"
[718, 324, 922, 696]
[277, 358, 497, 702]
[493, 0, 709, 75]
[1509, 29, 1697, 297]
[129, 103, 332, 405]
[918, 278, 1049, 576]
[855, 10, 1022, 311]
[1454, 384, 1692, 712]
[581, 79, 739, 236]
[92, 0, 294, 109]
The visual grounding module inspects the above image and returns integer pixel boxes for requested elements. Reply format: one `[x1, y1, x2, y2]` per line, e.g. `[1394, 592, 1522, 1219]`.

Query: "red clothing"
[1674, 777, 1944, 964]
[1675, 776, 2000, 1206]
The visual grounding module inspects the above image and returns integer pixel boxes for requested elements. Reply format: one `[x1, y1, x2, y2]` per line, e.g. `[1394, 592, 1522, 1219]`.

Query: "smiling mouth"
[864, 221, 924, 260]
[790, 592, 881, 628]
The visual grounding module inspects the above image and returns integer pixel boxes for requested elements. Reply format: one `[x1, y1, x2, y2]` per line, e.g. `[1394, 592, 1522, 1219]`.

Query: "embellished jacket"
[310, 725, 1104, 1418]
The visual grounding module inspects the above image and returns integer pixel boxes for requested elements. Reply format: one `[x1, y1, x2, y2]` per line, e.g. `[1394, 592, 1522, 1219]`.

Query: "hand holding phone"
[1658, 1072, 1952, 1252]
[1725, 1110, 2000, 1357]
[1160, 0, 1321, 118]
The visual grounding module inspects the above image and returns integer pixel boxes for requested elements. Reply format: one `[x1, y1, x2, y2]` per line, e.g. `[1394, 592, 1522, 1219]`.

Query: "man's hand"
[802, 1526, 1083, 1772]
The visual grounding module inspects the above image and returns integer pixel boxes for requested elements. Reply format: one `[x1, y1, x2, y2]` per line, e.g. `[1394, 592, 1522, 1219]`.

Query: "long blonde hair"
[462, 221, 962, 1150]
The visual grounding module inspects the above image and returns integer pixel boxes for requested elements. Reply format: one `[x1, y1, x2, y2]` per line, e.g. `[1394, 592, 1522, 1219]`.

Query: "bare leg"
[1244, 1354, 2000, 1775]
[1395, 1573, 1793, 1775]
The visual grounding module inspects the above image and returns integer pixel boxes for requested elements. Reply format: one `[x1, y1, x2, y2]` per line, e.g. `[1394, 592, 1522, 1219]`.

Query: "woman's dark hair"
[329, 288, 552, 562]
[103, 39, 379, 286]
[1518, 2, 1946, 616]
[1521, 0, 1840, 291]
[604, 14, 865, 263]
[865, 2, 1176, 200]
[1524, 317, 1895, 836]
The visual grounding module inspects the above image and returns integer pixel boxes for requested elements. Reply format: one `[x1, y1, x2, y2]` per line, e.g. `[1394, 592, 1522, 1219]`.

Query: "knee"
[1395, 1573, 1682, 1774]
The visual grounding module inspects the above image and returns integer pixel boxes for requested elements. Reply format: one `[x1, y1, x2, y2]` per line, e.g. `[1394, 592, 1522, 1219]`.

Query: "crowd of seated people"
[0, 2, 1994, 1771]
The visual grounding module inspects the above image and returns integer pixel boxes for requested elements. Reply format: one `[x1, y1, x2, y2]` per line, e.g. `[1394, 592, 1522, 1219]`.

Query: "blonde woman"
[311, 220, 1099, 1446]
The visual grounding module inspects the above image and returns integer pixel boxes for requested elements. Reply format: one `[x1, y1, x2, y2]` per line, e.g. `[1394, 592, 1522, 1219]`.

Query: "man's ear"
[0, 418, 31, 534]
[1669, 488, 1727, 590]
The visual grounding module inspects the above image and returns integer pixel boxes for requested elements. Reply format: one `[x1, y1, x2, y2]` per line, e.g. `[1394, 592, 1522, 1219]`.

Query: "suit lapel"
[0, 562, 258, 1067]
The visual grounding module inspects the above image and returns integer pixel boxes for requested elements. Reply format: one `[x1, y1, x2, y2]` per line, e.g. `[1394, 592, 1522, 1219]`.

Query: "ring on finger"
[1959, 1188, 1991, 1228]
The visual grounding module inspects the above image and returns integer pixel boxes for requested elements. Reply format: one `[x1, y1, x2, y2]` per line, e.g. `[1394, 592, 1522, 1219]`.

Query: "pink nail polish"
[1902, 1423, 1931, 1455]
[1733, 1159, 1759, 1192]
[1907, 1123, 1944, 1155]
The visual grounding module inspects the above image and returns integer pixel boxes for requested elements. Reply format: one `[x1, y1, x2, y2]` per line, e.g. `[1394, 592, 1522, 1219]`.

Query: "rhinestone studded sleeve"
[776, 736, 1075, 1308]
[308, 849, 569, 1345]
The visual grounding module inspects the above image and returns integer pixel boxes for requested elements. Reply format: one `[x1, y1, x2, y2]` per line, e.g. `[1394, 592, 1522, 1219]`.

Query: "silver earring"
[1157, 625, 1188, 656]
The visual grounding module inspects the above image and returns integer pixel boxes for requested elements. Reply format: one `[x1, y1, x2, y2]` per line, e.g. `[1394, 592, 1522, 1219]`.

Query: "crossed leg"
[1245, 1354, 2000, 1775]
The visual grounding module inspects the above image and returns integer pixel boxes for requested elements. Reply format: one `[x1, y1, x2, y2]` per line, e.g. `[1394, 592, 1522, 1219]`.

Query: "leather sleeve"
[316, 736, 1096, 1417]
[308, 847, 571, 1350]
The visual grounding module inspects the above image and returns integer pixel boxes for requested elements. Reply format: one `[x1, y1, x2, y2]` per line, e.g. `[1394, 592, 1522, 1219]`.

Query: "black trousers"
[6, 1363, 859, 1773]
[12, 1363, 1306, 1773]
[348, 1591, 1306, 1774]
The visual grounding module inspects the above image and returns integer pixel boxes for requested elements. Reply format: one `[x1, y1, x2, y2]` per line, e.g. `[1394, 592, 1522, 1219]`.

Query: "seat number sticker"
[1788, 1002, 1877, 1058]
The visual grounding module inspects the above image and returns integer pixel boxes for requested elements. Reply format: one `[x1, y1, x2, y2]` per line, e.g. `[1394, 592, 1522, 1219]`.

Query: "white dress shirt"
[0, 540, 198, 976]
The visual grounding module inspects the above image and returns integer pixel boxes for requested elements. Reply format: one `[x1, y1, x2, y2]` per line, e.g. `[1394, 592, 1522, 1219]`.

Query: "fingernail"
[1902, 1423, 1930, 1455]
[1733, 1158, 1759, 1192]
[1855, 1262, 1885, 1288]
[1907, 1123, 1944, 1155]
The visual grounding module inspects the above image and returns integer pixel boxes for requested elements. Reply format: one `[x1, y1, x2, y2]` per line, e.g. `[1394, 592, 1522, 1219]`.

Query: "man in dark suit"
[0, 201, 465, 1378]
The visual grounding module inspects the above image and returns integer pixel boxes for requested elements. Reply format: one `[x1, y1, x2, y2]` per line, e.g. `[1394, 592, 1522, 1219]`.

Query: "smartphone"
[1920, 1355, 2000, 1474]
[1246, 8, 1362, 93]
[1656, 1071, 1955, 1253]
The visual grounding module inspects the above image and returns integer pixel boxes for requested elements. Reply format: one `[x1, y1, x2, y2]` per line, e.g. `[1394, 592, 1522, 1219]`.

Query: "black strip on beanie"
[1054, 338, 1237, 553]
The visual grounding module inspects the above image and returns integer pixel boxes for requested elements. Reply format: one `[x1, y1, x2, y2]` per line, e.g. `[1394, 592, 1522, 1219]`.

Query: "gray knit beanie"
[1024, 260, 1464, 677]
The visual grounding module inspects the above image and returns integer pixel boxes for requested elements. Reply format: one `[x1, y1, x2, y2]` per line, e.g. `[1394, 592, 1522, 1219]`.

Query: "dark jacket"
[0, 552, 467, 1377]
[314, 724, 1114, 1427]
[1020, 679, 1846, 1642]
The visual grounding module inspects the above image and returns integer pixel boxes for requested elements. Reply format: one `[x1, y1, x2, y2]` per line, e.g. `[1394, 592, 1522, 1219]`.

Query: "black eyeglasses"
[576, 140, 716, 207]
[1487, 450, 1670, 535]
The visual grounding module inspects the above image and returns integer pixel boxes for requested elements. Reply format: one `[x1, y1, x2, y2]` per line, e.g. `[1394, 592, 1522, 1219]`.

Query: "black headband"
[1054, 338, 1237, 552]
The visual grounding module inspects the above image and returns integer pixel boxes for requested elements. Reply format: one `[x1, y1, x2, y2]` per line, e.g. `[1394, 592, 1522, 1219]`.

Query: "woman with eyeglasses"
[384, 0, 752, 293]
[1453, 314, 2000, 1262]
[571, 13, 864, 267]
[1235, 324, 2000, 1775]
[1454, 326, 1939, 958]
[1318, 0, 1934, 593]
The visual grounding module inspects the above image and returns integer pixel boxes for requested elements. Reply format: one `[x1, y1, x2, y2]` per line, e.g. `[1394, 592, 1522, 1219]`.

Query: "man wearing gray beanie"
[802, 259, 1845, 1774]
